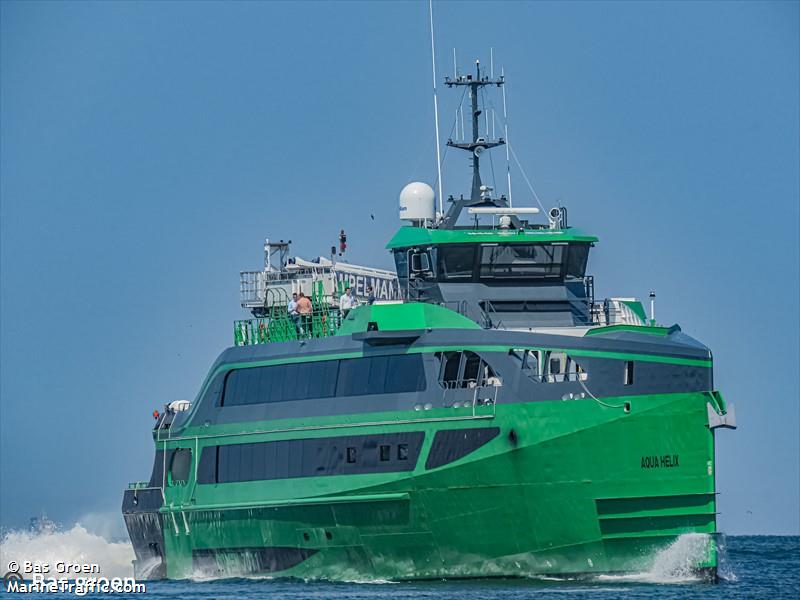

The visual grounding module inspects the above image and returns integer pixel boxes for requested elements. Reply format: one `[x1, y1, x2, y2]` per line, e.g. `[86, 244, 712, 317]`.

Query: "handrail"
[234, 292, 343, 346]
[150, 412, 496, 444]
[127, 481, 152, 490]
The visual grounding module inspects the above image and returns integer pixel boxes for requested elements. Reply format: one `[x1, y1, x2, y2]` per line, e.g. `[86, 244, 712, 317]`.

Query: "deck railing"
[234, 304, 345, 346]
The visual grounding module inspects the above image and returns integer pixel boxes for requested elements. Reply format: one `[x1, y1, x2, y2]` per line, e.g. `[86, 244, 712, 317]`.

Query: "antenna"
[440, 57, 507, 228]
[501, 66, 513, 206]
[428, 0, 444, 216]
[484, 91, 489, 137]
[459, 100, 465, 141]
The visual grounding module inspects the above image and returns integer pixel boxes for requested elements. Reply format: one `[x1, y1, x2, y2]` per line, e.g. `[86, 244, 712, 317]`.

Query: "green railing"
[234, 279, 347, 346]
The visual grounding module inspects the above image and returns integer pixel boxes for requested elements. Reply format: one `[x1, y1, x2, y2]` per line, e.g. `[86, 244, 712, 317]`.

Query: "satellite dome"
[399, 182, 436, 223]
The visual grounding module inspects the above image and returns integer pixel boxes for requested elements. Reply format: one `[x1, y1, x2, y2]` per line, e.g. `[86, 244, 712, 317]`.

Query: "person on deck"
[288, 292, 300, 335]
[366, 285, 376, 305]
[296, 292, 313, 336]
[339, 286, 358, 318]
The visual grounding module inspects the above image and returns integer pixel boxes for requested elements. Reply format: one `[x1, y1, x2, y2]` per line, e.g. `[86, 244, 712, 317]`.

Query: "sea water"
[1, 520, 797, 599]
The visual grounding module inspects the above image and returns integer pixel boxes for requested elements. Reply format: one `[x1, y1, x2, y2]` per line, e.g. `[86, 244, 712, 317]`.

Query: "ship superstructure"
[122, 57, 735, 582]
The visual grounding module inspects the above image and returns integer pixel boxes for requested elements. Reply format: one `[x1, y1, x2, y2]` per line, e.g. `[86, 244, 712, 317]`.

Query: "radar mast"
[439, 59, 510, 229]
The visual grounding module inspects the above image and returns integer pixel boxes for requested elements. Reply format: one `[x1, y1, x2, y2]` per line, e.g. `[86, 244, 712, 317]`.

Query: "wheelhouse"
[387, 227, 599, 328]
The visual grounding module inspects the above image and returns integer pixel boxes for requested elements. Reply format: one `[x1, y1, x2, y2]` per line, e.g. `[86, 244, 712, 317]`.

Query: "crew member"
[288, 292, 300, 334]
[339, 286, 358, 318]
[296, 292, 313, 336]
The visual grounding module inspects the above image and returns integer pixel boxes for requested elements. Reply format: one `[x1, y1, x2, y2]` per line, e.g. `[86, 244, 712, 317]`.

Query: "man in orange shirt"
[296, 292, 313, 336]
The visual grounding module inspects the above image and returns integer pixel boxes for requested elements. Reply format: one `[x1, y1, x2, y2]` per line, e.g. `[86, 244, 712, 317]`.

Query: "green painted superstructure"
[386, 226, 599, 249]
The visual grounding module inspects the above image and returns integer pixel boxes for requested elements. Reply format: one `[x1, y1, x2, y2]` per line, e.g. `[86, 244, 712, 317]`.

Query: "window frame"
[220, 353, 427, 407]
[167, 448, 192, 486]
[436, 244, 477, 281]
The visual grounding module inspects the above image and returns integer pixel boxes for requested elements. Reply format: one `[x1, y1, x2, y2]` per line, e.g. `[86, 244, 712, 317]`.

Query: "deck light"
[649, 291, 656, 325]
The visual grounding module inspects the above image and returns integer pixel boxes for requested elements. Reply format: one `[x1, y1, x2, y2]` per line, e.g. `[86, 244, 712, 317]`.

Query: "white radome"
[399, 182, 436, 222]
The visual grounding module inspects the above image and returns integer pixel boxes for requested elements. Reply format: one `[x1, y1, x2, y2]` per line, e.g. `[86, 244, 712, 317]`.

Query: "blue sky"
[1, 1, 797, 535]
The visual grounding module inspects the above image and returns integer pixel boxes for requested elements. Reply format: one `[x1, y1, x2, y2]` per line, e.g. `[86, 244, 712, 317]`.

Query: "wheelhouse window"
[404, 248, 435, 282]
[427, 242, 591, 282]
[393, 250, 408, 288]
[480, 243, 566, 279]
[565, 243, 590, 278]
[410, 251, 431, 273]
[437, 245, 476, 280]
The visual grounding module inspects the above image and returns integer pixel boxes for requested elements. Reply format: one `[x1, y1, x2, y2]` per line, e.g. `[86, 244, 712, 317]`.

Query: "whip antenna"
[429, 0, 444, 216]
[501, 66, 513, 206]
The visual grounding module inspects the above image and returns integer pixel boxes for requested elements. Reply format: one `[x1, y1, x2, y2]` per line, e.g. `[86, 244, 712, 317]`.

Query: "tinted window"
[222, 354, 426, 406]
[307, 360, 339, 399]
[479, 244, 565, 279]
[385, 354, 427, 393]
[438, 245, 475, 280]
[169, 449, 192, 484]
[410, 252, 431, 272]
[393, 250, 409, 290]
[425, 427, 500, 469]
[199, 432, 425, 484]
[337, 357, 370, 397]
[566, 244, 590, 278]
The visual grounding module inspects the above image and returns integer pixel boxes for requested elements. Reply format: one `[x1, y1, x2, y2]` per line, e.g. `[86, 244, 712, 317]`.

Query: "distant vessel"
[122, 55, 735, 582]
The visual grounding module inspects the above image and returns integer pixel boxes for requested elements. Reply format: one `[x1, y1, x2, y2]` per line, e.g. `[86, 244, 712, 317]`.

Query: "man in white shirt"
[287, 292, 300, 334]
[339, 286, 358, 318]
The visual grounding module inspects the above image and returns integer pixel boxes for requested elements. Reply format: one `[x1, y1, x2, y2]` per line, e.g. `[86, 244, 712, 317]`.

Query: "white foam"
[0, 518, 134, 579]
[715, 533, 739, 582]
[594, 533, 713, 584]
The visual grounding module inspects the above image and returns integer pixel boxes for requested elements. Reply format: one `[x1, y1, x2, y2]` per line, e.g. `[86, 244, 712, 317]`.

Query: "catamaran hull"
[123, 390, 718, 581]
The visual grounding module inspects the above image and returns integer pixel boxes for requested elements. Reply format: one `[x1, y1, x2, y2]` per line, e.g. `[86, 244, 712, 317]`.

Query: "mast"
[440, 59, 508, 228]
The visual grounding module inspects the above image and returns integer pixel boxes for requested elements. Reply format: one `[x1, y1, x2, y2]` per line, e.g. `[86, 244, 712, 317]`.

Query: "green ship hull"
[148, 390, 718, 580]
